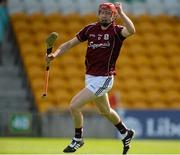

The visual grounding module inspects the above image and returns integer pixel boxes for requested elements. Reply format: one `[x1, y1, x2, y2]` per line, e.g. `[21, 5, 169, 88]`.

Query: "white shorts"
[85, 74, 114, 97]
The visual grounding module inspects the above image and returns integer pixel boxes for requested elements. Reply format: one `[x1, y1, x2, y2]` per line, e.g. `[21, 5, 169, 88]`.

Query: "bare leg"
[69, 87, 97, 128]
[94, 93, 135, 155]
[95, 93, 121, 124]
[63, 88, 96, 153]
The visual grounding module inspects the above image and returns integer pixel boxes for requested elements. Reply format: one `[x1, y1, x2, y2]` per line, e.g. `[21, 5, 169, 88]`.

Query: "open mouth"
[101, 19, 108, 22]
[100, 20, 111, 27]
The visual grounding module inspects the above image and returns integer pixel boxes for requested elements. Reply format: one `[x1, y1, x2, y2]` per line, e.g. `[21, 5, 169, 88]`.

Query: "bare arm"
[53, 37, 80, 57]
[46, 37, 81, 62]
[114, 2, 136, 38]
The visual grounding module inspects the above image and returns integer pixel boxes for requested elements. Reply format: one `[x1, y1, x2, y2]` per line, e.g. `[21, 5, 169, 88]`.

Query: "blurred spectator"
[0, 0, 8, 65]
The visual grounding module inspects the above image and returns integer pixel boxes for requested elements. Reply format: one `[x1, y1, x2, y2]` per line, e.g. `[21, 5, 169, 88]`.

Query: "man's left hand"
[114, 2, 124, 15]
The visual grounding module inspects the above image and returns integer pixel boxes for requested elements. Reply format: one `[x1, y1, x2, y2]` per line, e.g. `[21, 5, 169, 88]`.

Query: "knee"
[99, 109, 111, 117]
[69, 98, 79, 112]
[69, 103, 77, 112]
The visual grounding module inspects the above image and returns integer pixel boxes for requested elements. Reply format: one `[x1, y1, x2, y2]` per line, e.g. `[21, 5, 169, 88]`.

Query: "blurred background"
[0, 0, 180, 140]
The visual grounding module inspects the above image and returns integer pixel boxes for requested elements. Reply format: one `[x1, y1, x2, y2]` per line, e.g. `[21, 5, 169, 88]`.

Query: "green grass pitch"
[0, 137, 180, 154]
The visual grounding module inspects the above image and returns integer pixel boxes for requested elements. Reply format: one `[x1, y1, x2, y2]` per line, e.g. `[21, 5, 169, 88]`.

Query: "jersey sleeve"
[115, 25, 126, 41]
[76, 24, 92, 42]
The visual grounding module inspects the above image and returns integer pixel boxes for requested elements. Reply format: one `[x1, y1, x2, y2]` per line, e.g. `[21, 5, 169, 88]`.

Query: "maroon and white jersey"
[76, 22, 125, 76]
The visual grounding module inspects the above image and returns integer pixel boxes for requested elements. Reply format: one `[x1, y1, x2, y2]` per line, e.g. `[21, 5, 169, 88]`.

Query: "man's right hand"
[46, 53, 55, 66]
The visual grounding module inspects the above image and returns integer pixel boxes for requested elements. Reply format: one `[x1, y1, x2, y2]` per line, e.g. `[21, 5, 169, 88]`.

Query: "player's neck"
[101, 24, 111, 30]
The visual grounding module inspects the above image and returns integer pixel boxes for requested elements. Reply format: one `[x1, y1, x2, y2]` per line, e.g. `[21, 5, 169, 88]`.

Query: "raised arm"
[46, 37, 81, 62]
[114, 2, 136, 38]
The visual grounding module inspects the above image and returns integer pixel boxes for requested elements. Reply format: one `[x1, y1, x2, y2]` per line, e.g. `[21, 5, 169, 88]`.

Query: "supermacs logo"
[88, 41, 110, 49]
[88, 33, 111, 49]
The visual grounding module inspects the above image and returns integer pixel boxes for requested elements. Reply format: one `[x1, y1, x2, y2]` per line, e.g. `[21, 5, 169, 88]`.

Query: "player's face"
[99, 9, 113, 27]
